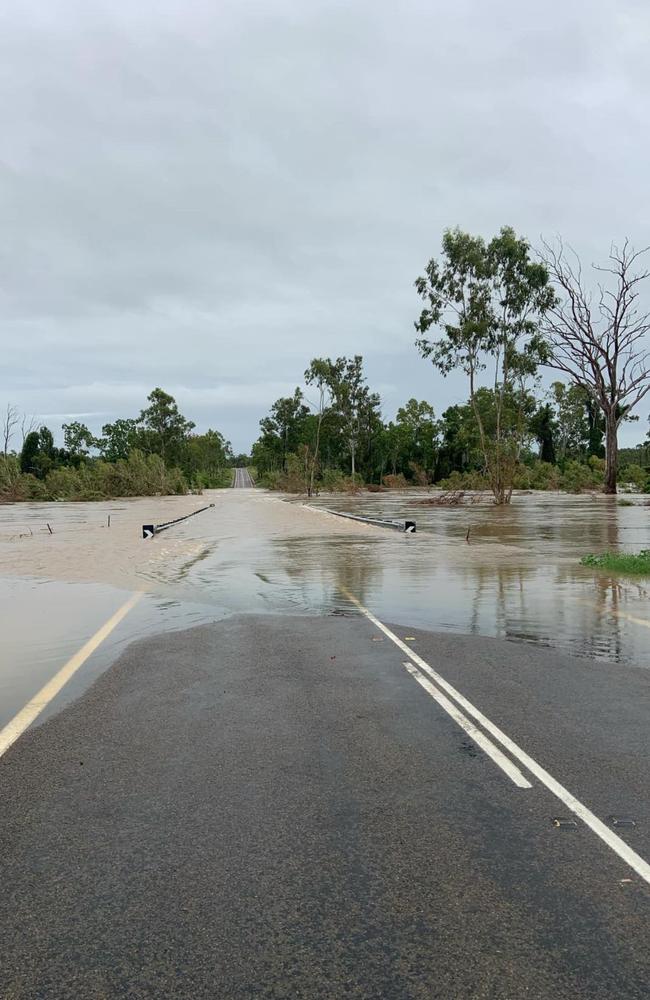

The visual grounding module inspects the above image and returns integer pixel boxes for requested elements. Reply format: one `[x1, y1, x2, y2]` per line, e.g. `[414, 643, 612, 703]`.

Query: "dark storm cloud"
[2, 0, 649, 449]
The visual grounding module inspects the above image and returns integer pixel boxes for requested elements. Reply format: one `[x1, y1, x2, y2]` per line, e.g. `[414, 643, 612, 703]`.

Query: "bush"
[257, 469, 283, 490]
[619, 463, 648, 491]
[382, 473, 409, 489]
[408, 462, 429, 486]
[437, 469, 490, 491]
[256, 455, 309, 493]
[1, 450, 189, 503]
[560, 458, 604, 493]
[513, 460, 561, 491]
[44, 466, 84, 500]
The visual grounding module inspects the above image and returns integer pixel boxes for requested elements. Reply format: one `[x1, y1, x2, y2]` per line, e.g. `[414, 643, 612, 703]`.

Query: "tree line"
[3, 226, 650, 505]
[253, 227, 650, 502]
[0, 388, 233, 502]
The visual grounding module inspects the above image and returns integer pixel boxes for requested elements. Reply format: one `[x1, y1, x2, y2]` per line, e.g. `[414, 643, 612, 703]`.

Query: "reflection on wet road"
[0, 577, 223, 730]
[134, 491, 650, 667]
[1, 489, 649, 734]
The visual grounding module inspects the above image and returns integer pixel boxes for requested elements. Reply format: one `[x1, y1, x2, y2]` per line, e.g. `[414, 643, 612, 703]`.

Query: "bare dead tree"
[2, 403, 19, 457]
[20, 413, 38, 446]
[540, 238, 650, 494]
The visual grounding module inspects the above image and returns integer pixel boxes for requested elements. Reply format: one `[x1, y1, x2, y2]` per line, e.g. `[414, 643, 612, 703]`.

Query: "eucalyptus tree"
[415, 226, 556, 503]
[138, 388, 195, 464]
[322, 355, 380, 479]
[258, 389, 310, 472]
[62, 421, 96, 464]
[304, 359, 335, 495]
[99, 418, 140, 462]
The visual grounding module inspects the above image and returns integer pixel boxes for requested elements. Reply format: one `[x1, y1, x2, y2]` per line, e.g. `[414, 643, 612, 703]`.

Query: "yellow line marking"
[0, 591, 143, 758]
[600, 608, 650, 630]
[573, 596, 650, 630]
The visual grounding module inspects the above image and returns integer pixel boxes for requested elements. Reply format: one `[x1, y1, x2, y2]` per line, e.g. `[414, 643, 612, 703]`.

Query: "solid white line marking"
[342, 587, 650, 886]
[0, 592, 143, 758]
[402, 661, 532, 788]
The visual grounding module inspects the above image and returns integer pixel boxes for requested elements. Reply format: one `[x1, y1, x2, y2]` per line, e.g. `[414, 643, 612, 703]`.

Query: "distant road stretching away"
[233, 467, 254, 488]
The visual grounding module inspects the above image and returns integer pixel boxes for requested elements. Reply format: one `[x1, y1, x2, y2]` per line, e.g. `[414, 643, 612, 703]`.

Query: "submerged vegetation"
[251, 354, 650, 498]
[0, 389, 233, 502]
[580, 550, 650, 576]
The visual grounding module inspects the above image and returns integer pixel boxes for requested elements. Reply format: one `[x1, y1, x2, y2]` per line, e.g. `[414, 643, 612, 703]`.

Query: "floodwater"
[1, 489, 649, 731]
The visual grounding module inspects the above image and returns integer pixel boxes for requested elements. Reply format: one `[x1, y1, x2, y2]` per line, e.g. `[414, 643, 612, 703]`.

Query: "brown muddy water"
[1, 489, 649, 730]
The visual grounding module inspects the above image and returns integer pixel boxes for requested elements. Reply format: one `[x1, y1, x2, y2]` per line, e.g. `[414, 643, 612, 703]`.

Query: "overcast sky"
[2, 0, 650, 451]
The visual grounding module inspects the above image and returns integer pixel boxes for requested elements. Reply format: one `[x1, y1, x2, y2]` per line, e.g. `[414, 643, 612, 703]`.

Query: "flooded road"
[1, 488, 650, 734]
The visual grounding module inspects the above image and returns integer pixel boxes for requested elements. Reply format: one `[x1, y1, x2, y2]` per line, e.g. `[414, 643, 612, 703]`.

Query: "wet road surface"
[1, 613, 649, 999]
[1, 490, 649, 997]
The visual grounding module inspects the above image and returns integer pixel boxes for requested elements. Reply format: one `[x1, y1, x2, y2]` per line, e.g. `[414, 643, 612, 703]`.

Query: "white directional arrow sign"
[142, 525, 155, 540]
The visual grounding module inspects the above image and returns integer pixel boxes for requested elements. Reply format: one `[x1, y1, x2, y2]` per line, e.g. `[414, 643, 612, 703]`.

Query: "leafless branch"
[2, 403, 19, 457]
[539, 236, 650, 492]
[20, 413, 38, 446]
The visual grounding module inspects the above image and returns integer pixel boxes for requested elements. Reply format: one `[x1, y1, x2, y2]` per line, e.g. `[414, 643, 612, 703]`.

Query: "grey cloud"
[1, 0, 649, 449]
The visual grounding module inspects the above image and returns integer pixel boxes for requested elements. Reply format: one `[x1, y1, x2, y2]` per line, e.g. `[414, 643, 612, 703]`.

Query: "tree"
[304, 359, 335, 495]
[138, 388, 194, 464]
[20, 431, 41, 474]
[320, 356, 380, 478]
[99, 418, 140, 462]
[541, 239, 650, 493]
[182, 430, 232, 486]
[415, 226, 556, 503]
[394, 399, 437, 479]
[2, 403, 19, 457]
[435, 405, 473, 480]
[20, 413, 38, 446]
[549, 382, 591, 462]
[258, 389, 310, 472]
[529, 403, 556, 464]
[38, 426, 56, 459]
[62, 421, 95, 463]
[19, 426, 57, 478]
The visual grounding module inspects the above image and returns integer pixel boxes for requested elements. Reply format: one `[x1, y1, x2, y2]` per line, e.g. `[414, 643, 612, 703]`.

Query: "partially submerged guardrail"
[142, 503, 215, 540]
[310, 507, 416, 533]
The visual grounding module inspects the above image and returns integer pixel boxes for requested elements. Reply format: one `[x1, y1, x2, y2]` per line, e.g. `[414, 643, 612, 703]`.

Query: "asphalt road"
[233, 466, 254, 488]
[1, 611, 649, 999]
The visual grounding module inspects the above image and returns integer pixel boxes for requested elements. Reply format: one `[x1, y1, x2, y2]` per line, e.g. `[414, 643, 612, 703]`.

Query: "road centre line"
[342, 586, 650, 886]
[0, 591, 143, 759]
[573, 596, 650, 631]
[402, 661, 532, 788]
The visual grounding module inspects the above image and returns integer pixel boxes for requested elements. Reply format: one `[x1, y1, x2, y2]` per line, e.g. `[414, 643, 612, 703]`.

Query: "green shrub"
[1, 450, 189, 503]
[513, 460, 561, 491]
[580, 550, 650, 575]
[619, 463, 648, 491]
[44, 466, 84, 500]
[438, 469, 490, 491]
[560, 459, 603, 493]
